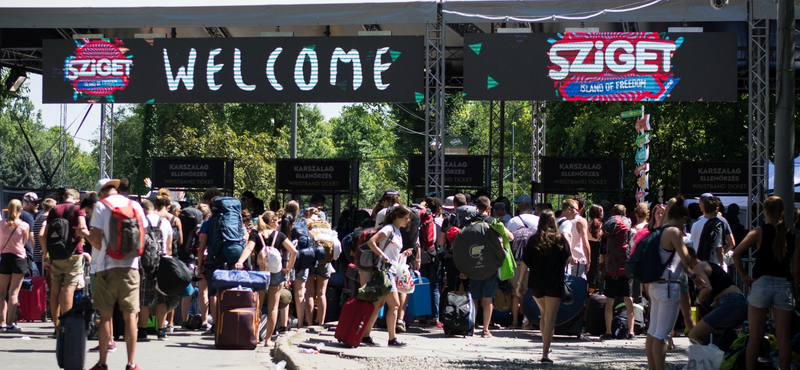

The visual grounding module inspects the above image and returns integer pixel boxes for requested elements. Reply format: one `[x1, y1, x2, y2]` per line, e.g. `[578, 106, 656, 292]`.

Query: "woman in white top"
[138, 197, 173, 341]
[360, 206, 412, 347]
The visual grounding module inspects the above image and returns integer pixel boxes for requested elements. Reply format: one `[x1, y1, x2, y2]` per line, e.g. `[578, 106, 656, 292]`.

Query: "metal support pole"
[775, 0, 796, 226]
[747, 3, 769, 231]
[99, 103, 114, 179]
[291, 103, 298, 159]
[424, 5, 446, 200]
[532, 101, 546, 205]
[60, 104, 67, 187]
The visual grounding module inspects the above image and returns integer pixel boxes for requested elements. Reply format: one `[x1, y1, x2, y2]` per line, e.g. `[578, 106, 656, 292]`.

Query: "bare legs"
[264, 285, 281, 347]
[534, 296, 561, 361]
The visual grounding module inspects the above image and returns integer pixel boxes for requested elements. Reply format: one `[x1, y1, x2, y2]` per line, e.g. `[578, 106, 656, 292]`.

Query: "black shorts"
[604, 275, 632, 298]
[0, 253, 29, 275]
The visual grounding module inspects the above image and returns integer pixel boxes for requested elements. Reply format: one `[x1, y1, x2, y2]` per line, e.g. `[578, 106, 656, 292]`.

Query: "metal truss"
[531, 101, 546, 205]
[0, 48, 42, 73]
[488, 23, 505, 199]
[424, 6, 446, 199]
[747, 9, 769, 232]
[99, 104, 114, 179]
[446, 23, 484, 37]
[203, 27, 230, 38]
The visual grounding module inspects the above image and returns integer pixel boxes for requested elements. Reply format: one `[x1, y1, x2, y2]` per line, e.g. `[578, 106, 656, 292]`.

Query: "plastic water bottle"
[299, 348, 319, 354]
[275, 361, 287, 370]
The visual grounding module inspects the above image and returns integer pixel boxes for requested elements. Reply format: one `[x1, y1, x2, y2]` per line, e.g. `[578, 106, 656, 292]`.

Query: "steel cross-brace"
[424, 6, 446, 200]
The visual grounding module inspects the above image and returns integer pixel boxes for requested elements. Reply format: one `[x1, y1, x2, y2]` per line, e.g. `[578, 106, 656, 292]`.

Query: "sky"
[23, 73, 347, 152]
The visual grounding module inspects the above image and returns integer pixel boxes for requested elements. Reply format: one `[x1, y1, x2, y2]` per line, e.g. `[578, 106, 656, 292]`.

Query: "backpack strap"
[1, 224, 19, 254]
[64, 203, 79, 223]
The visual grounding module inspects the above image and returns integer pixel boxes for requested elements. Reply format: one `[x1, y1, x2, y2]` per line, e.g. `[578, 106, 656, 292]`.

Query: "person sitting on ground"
[517, 209, 570, 364]
[685, 246, 747, 345]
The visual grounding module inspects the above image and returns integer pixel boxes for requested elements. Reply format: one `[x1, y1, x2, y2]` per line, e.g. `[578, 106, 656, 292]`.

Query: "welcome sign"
[42, 36, 423, 103]
[464, 32, 736, 102]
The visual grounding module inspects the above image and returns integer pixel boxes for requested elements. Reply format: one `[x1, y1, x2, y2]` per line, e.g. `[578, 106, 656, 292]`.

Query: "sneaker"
[50, 329, 58, 338]
[599, 333, 615, 340]
[360, 337, 379, 347]
[202, 325, 215, 336]
[157, 329, 168, 341]
[396, 320, 406, 333]
[166, 325, 174, 333]
[5, 325, 23, 333]
[626, 333, 635, 340]
[508, 323, 522, 329]
[540, 358, 553, 365]
[387, 338, 407, 347]
[433, 321, 444, 329]
[89, 344, 117, 352]
[125, 364, 142, 370]
[88, 363, 108, 370]
[0, 324, 6, 332]
[137, 328, 149, 342]
[481, 330, 492, 338]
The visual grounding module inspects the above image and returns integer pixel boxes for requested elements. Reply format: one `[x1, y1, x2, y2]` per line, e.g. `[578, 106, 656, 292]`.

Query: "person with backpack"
[690, 193, 726, 267]
[191, 203, 212, 331]
[136, 198, 173, 342]
[418, 196, 444, 328]
[87, 178, 147, 370]
[507, 196, 539, 329]
[163, 198, 183, 333]
[33, 198, 57, 278]
[587, 204, 604, 289]
[359, 206, 412, 347]
[234, 210, 297, 347]
[599, 204, 635, 340]
[302, 207, 339, 326]
[43, 189, 90, 333]
[733, 195, 800, 370]
[438, 193, 468, 290]
[0, 199, 30, 333]
[644, 196, 705, 370]
[516, 209, 570, 364]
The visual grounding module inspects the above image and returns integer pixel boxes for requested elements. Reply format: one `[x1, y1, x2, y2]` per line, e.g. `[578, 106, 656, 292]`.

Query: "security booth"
[275, 159, 359, 227]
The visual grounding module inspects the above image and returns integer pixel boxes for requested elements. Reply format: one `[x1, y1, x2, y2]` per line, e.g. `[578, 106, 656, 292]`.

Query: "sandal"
[481, 330, 492, 338]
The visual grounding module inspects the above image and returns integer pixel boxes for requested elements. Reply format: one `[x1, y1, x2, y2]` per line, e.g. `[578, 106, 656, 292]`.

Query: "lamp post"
[508, 104, 526, 216]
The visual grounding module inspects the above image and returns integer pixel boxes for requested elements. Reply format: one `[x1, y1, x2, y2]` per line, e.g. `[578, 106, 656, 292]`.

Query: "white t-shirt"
[570, 216, 587, 264]
[145, 213, 173, 255]
[507, 214, 540, 234]
[689, 216, 723, 266]
[91, 194, 146, 272]
[557, 217, 573, 236]
[377, 224, 404, 274]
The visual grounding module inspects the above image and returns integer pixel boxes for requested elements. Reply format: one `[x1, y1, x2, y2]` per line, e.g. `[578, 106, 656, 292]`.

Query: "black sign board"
[276, 159, 351, 193]
[541, 157, 623, 193]
[408, 155, 487, 188]
[43, 36, 423, 103]
[152, 157, 234, 191]
[463, 33, 737, 102]
[680, 161, 748, 196]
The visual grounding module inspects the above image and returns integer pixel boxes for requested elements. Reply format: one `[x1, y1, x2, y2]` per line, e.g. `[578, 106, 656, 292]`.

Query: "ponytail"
[765, 196, 788, 261]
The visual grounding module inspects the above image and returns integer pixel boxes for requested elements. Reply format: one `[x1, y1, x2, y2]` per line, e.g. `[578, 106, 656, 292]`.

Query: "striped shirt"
[33, 213, 47, 264]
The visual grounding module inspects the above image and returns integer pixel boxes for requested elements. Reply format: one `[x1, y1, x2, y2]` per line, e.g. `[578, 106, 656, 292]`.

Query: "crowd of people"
[1, 179, 799, 370]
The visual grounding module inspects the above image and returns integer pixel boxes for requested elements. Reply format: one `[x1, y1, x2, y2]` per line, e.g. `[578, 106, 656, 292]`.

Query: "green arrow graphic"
[469, 43, 482, 55]
[487, 76, 498, 89]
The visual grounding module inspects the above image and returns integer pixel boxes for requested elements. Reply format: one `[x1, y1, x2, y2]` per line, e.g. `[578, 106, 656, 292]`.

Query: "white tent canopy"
[767, 156, 800, 192]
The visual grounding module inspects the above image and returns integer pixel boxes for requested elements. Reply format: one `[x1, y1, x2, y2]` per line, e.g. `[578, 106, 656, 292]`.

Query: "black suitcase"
[56, 309, 87, 370]
[325, 287, 342, 323]
[584, 293, 607, 336]
[439, 282, 475, 337]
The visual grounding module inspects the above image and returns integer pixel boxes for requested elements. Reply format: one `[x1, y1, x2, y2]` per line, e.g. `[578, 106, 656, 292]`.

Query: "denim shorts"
[293, 263, 331, 282]
[748, 275, 794, 311]
[702, 293, 748, 329]
[270, 272, 286, 287]
[470, 274, 499, 300]
[388, 271, 398, 293]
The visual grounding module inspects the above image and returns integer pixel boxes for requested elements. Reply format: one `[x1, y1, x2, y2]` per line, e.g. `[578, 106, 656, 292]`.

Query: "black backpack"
[140, 217, 164, 275]
[697, 218, 723, 262]
[47, 204, 79, 260]
[178, 207, 203, 264]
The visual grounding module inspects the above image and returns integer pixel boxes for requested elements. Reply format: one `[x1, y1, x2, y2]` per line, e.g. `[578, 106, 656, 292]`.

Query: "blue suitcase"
[407, 273, 432, 317]
[56, 309, 87, 370]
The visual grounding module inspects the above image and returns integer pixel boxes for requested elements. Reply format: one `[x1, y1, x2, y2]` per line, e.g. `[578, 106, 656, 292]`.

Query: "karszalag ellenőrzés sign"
[463, 32, 736, 101]
[408, 155, 486, 188]
[541, 157, 622, 192]
[276, 160, 351, 192]
[680, 162, 748, 196]
[42, 36, 423, 103]
[151, 158, 232, 189]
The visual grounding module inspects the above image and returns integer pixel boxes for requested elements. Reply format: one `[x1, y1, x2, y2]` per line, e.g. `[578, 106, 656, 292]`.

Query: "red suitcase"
[215, 288, 258, 350]
[334, 298, 374, 348]
[18, 276, 47, 322]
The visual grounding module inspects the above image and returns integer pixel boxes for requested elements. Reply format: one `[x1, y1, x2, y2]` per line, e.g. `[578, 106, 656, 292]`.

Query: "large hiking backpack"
[625, 225, 675, 284]
[602, 215, 632, 277]
[292, 218, 324, 270]
[178, 207, 203, 263]
[452, 219, 505, 280]
[510, 216, 536, 260]
[419, 207, 437, 255]
[353, 227, 380, 272]
[307, 219, 337, 265]
[141, 217, 164, 275]
[46, 203, 79, 260]
[697, 217, 724, 262]
[101, 199, 145, 260]
[207, 197, 245, 265]
[155, 256, 192, 296]
[402, 204, 423, 251]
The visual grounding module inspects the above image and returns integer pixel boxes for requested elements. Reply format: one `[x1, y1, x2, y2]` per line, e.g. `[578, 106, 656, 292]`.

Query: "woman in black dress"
[516, 210, 571, 364]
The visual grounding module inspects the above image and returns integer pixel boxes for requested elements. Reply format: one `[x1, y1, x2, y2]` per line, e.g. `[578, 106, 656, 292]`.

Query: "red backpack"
[602, 215, 631, 277]
[101, 199, 145, 260]
[419, 208, 437, 254]
[353, 228, 380, 271]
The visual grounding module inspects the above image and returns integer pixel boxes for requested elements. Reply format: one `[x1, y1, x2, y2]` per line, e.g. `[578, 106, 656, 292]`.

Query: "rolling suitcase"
[440, 280, 475, 337]
[56, 308, 87, 370]
[407, 273, 431, 317]
[334, 298, 374, 348]
[215, 288, 258, 349]
[523, 274, 588, 338]
[584, 293, 607, 336]
[18, 276, 47, 322]
[325, 287, 342, 323]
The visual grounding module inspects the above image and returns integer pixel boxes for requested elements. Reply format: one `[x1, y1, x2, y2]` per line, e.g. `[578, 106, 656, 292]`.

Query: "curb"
[272, 328, 313, 370]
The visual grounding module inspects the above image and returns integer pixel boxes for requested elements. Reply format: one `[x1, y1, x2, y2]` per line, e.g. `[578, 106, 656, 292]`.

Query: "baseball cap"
[381, 189, 399, 199]
[696, 193, 714, 201]
[514, 194, 532, 204]
[95, 178, 121, 193]
[22, 192, 39, 203]
[443, 196, 455, 210]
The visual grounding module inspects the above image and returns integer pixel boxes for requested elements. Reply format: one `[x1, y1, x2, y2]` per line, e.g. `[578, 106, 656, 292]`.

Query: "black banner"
[42, 36, 423, 103]
[408, 155, 487, 188]
[464, 32, 737, 102]
[151, 157, 234, 190]
[276, 159, 351, 192]
[680, 161, 748, 196]
[541, 157, 622, 193]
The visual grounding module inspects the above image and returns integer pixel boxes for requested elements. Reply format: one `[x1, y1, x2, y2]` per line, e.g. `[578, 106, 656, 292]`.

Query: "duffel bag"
[212, 269, 270, 291]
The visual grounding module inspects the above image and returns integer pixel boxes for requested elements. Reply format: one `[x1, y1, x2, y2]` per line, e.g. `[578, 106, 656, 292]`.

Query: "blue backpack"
[207, 197, 245, 265]
[292, 218, 325, 270]
[625, 225, 675, 284]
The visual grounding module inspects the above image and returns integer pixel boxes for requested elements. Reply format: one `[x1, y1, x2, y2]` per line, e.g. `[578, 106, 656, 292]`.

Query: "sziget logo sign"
[548, 32, 682, 101]
[64, 39, 132, 102]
